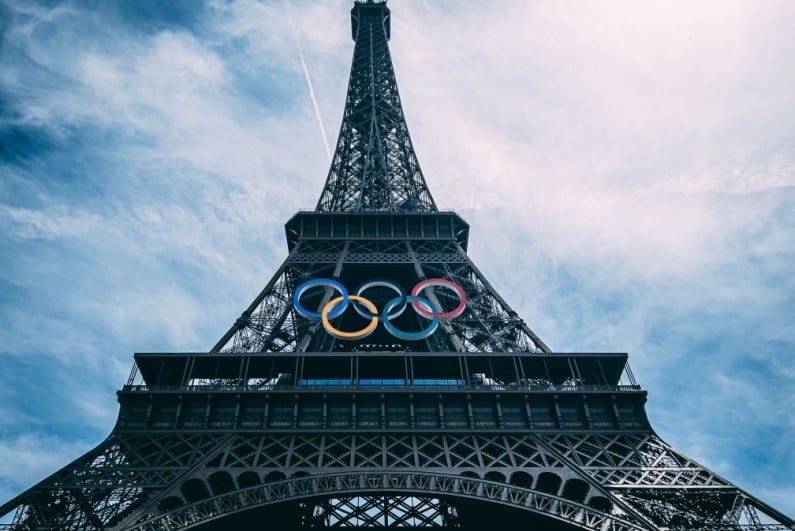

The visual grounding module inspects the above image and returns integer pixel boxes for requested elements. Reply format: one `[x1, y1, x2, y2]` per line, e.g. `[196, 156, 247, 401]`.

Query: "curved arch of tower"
[126, 472, 637, 530]
[1, 1, 793, 530]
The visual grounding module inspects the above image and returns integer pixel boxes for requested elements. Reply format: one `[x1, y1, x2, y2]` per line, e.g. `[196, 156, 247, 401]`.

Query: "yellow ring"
[321, 295, 378, 339]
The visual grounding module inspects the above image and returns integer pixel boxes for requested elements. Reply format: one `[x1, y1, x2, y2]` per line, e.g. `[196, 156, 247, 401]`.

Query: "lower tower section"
[4, 349, 792, 529]
[2, 213, 794, 529]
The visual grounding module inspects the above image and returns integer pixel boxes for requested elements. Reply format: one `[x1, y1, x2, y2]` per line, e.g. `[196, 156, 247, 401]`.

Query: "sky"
[1, 0, 794, 521]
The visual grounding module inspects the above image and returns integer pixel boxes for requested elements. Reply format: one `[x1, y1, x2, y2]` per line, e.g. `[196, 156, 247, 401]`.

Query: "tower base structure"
[2, 347, 793, 529]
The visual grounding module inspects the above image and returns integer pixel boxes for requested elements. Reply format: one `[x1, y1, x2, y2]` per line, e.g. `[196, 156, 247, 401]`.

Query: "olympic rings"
[322, 295, 378, 340]
[293, 277, 467, 341]
[353, 279, 407, 319]
[382, 295, 439, 340]
[293, 278, 348, 319]
[411, 278, 467, 320]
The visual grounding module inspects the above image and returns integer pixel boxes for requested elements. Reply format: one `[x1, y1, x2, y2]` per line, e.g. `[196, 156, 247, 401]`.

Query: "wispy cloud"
[0, 433, 95, 506]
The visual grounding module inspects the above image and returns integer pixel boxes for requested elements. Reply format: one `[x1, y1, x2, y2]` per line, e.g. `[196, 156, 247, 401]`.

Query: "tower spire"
[316, 0, 437, 212]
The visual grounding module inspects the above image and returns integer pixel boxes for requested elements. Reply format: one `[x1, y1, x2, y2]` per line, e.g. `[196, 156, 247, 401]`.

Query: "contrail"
[298, 47, 332, 162]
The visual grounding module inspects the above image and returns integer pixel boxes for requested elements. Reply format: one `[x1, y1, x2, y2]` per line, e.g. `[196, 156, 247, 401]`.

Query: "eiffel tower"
[2, 1, 793, 530]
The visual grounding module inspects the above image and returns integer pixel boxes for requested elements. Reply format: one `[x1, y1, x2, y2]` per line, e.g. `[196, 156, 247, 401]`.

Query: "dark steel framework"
[2, 1, 793, 529]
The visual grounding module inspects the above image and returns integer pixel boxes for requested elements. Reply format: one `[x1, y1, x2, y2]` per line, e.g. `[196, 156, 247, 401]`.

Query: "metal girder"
[541, 433, 729, 487]
[312, 495, 455, 527]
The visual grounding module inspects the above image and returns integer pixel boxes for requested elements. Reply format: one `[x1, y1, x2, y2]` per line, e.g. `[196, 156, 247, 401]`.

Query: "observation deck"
[117, 351, 648, 434]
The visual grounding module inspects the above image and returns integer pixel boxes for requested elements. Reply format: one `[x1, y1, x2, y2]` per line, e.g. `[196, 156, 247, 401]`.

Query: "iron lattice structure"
[2, 1, 793, 530]
[315, 0, 435, 213]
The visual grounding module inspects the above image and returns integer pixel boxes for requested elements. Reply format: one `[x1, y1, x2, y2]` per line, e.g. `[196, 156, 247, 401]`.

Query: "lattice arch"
[125, 472, 649, 531]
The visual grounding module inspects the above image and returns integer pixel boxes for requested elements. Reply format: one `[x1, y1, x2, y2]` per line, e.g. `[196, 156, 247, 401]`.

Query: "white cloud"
[0, 434, 96, 504]
[0, 204, 101, 241]
[395, 0, 794, 249]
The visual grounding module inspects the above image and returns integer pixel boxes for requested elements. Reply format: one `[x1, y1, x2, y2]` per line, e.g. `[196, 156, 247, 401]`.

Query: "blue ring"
[354, 279, 407, 319]
[293, 278, 348, 320]
[381, 295, 440, 341]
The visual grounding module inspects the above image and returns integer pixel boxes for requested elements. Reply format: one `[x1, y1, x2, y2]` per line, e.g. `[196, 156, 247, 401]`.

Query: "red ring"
[410, 278, 467, 320]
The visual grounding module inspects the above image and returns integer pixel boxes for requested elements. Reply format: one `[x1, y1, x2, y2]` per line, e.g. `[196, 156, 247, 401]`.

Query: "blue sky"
[1, 0, 794, 520]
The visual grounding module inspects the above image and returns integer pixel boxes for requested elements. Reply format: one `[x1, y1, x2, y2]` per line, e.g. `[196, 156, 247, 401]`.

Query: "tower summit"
[1, 1, 793, 530]
[317, 0, 436, 213]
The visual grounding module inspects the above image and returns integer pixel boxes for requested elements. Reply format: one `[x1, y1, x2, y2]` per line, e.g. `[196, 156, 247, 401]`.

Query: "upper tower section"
[315, 0, 437, 213]
[351, 0, 390, 41]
